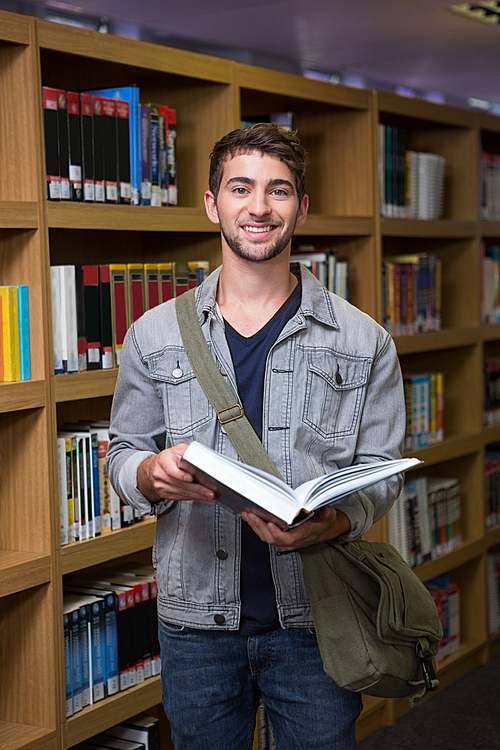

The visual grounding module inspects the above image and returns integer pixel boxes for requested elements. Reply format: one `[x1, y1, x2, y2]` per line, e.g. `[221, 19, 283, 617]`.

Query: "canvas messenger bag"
[175, 287, 443, 707]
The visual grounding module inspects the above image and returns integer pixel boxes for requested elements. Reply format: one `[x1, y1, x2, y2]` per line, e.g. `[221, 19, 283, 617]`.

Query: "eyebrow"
[224, 176, 295, 191]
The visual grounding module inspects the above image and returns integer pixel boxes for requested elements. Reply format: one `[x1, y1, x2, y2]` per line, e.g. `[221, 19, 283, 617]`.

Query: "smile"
[242, 225, 276, 233]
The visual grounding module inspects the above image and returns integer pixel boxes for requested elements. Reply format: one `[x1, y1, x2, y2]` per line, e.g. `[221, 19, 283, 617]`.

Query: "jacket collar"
[195, 262, 340, 331]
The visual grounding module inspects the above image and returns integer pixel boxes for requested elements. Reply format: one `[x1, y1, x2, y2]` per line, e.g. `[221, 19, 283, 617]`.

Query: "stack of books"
[63, 565, 160, 717]
[388, 475, 462, 568]
[382, 253, 442, 336]
[378, 124, 445, 219]
[50, 261, 209, 373]
[42, 85, 177, 207]
[73, 713, 160, 750]
[291, 247, 349, 299]
[425, 576, 460, 663]
[481, 243, 500, 324]
[484, 360, 500, 425]
[485, 443, 500, 529]
[403, 371, 444, 450]
[480, 150, 500, 220]
[0, 284, 30, 382]
[487, 545, 500, 635]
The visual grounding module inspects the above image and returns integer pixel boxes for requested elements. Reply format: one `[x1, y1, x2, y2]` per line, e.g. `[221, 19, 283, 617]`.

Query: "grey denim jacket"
[107, 264, 406, 630]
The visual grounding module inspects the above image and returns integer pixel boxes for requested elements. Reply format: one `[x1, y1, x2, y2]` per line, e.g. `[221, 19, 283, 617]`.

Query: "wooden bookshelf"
[1, 8, 500, 748]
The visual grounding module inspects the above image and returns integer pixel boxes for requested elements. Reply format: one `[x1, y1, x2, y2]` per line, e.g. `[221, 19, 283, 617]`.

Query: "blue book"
[17, 285, 30, 380]
[85, 86, 141, 205]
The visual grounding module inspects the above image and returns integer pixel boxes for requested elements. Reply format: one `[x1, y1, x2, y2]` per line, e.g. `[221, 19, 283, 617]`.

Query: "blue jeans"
[159, 621, 362, 750]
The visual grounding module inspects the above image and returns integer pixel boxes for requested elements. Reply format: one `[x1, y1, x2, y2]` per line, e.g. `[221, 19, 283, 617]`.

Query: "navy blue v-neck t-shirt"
[224, 280, 301, 635]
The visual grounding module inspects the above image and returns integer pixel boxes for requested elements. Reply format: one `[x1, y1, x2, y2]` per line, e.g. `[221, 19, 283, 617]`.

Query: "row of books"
[57, 421, 144, 547]
[484, 360, 500, 426]
[426, 576, 461, 663]
[0, 284, 30, 382]
[388, 475, 461, 569]
[74, 712, 160, 750]
[481, 244, 500, 324]
[63, 564, 160, 717]
[50, 261, 209, 373]
[291, 247, 349, 299]
[485, 443, 500, 529]
[404, 372, 444, 451]
[382, 253, 442, 336]
[378, 125, 445, 220]
[487, 545, 500, 635]
[42, 85, 177, 206]
[480, 151, 500, 221]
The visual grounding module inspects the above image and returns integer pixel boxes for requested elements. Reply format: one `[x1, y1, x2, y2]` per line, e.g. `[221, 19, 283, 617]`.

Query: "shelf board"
[36, 19, 232, 84]
[380, 217, 476, 238]
[0, 380, 46, 413]
[404, 432, 481, 465]
[479, 220, 500, 237]
[481, 322, 500, 341]
[0, 202, 38, 229]
[237, 62, 371, 110]
[414, 537, 484, 582]
[66, 675, 161, 747]
[485, 524, 500, 548]
[482, 423, 500, 445]
[0, 11, 31, 45]
[395, 327, 479, 355]
[55, 369, 118, 402]
[61, 518, 156, 575]
[0, 551, 52, 598]
[46, 202, 218, 233]
[296, 214, 373, 236]
[377, 91, 475, 128]
[0, 723, 55, 750]
[355, 695, 388, 743]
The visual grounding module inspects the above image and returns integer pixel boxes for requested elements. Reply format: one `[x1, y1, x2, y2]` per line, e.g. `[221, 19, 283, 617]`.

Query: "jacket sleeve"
[106, 325, 173, 516]
[334, 332, 406, 541]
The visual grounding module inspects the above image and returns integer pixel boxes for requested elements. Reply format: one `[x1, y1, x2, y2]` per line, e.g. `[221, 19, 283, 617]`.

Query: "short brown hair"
[208, 123, 309, 204]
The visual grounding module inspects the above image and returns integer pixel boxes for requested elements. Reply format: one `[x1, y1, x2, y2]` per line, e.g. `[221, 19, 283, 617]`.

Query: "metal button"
[214, 614, 225, 625]
[216, 548, 228, 560]
[172, 367, 183, 379]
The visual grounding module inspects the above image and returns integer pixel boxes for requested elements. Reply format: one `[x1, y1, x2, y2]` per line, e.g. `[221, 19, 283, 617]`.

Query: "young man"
[107, 123, 406, 749]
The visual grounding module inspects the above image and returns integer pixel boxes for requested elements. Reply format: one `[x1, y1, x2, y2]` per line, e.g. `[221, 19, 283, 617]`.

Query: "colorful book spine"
[0, 285, 20, 382]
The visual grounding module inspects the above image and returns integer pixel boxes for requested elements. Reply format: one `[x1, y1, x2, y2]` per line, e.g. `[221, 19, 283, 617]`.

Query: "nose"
[247, 188, 271, 218]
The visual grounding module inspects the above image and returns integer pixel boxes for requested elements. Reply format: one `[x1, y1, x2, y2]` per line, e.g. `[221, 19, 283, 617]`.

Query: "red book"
[126, 264, 145, 324]
[109, 265, 128, 366]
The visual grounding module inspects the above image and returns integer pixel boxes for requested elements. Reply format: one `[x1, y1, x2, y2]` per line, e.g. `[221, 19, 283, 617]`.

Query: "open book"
[181, 441, 422, 528]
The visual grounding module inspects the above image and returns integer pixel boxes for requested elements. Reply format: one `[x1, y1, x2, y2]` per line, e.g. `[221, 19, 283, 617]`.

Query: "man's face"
[204, 151, 308, 263]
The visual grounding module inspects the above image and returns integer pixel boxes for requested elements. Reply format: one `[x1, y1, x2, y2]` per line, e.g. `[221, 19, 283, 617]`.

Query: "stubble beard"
[219, 213, 299, 263]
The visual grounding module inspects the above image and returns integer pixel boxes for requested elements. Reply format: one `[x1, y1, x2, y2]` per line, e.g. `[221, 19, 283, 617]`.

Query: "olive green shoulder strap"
[175, 288, 282, 479]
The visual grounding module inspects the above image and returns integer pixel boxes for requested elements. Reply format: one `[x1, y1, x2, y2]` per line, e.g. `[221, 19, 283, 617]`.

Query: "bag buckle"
[409, 645, 440, 708]
[217, 404, 244, 425]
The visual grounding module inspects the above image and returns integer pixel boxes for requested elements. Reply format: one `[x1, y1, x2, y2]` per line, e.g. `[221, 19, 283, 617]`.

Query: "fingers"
[140, 445, 217, 503]
[242, 506, 350, 551]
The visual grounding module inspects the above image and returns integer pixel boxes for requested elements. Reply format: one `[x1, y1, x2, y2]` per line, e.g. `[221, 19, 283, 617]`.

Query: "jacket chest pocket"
[148, 349, 213, 438]
[302, 349, 371, 439]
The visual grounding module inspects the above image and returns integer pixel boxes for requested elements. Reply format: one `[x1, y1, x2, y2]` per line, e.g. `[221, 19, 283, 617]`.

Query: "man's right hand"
[137, 443, 217, 504]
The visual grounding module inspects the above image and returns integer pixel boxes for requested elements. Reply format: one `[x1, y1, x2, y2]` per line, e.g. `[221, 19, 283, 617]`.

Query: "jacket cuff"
[333, 491, 372, 542]
[118, 451, 174, 517]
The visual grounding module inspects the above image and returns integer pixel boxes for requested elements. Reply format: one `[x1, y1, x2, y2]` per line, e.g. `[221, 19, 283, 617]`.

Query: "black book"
[80, 93, 94, 201]
[102, 97, 118, 203]
[57, 89, 71, 200]
[98, 265, 114, 369]
[92, 95, 105, 202]
[67, 91, 83, 201]
[42, 86, 60, 200]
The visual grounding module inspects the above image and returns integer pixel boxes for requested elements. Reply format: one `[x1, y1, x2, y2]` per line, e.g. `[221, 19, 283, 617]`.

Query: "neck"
[217, 249, 297, 336]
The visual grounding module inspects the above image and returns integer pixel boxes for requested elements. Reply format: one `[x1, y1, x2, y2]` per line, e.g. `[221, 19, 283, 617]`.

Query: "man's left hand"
[241, 505, 351, 551]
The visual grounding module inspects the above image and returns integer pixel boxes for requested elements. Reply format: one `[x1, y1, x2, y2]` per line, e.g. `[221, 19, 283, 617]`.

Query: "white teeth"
[243, 225, 274, 233]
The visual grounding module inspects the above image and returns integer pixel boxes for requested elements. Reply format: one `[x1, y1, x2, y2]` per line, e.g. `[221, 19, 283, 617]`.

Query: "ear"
[295, 194, 309, 228]
[204, 191, 220, 225]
